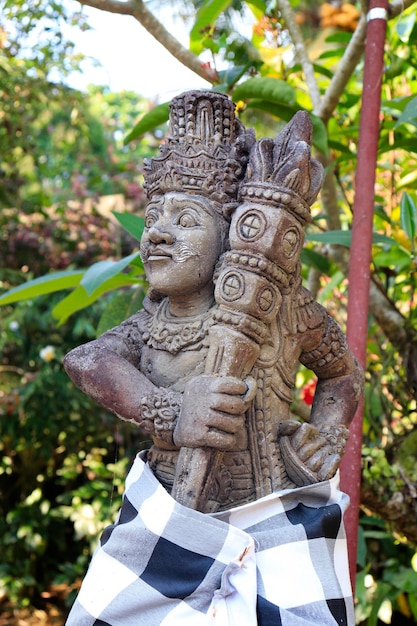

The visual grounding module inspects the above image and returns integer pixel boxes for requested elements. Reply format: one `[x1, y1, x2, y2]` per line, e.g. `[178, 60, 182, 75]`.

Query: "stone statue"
[64, 90, 363, 626]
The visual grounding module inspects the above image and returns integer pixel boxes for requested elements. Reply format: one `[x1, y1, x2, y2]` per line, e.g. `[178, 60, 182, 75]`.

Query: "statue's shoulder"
[292, 285, 327, 333]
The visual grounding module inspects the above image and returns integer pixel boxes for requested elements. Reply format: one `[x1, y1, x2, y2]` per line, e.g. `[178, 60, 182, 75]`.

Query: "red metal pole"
[340, 0, 388, 591]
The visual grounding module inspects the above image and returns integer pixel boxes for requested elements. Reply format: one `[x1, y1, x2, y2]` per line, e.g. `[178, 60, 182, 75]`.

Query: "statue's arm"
[63, 319, 158, 423]
[303, 315, 364, 429]
[279, 308, 364, 485]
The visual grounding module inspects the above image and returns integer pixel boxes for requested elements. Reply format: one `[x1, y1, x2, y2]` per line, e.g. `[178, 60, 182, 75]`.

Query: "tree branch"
[276, 0, 321, 111]
[389, 0, 417, 18]
[78, 0, 218, 84]
[317, 14, 367, 124]
[318, 0, 417, 123]
[78, 0, 135, 16]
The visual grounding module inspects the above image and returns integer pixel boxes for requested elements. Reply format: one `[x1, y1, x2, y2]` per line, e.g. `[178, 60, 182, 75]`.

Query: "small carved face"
[140, 192, 226, 297]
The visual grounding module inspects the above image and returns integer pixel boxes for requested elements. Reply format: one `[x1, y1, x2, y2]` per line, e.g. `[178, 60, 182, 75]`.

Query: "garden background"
[1, 0, 417, 623]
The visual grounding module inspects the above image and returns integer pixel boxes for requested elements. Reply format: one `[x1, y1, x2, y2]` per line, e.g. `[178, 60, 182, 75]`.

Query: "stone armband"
[138, 390, 182, 445]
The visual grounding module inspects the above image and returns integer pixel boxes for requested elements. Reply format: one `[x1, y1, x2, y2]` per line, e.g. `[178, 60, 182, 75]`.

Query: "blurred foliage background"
[1, 0, 417, 623]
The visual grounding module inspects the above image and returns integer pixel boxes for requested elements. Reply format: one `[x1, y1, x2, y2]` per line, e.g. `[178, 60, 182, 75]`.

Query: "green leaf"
[124, 102, 169, 144]
[318, 48, 346, 60]
[400, 191, 417, 242]
[318, 270, 345, 304]
[396, 11, 416, 42]
[367, 582, 392, 626]
[394, 95, 417, 128]
[311, 63, 334, 80]
[112, 211, 145, 242]
[379, 137, 417, 156]
[217, 65, 250, 90]
[245, 99, 298, 120]
[306, 230, 353, 247]
[374, 247, 411, 271]
[410, 593, 417, 620]
[190, 0, 232, 55]
[309, 114, 329, 155]
[356, 524, 367, 569]
[233, 77, 296, 106]
[80, 252, 141, 296]
[0, 270, 84, 306]
[325, 32, 353, 44]
[301, 248, 331, 274]
[52, 275, 144, 323]
[244, 100, 328, 154]
[328, 139, 352, 155]
[96, 286, 146, 336]
[245, 0, 266, 14]
[306, 230, 397, 247]
[381, 94, 416, 116]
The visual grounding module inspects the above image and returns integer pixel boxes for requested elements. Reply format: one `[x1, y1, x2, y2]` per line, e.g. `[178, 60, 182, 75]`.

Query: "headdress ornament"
[143, 90, 255, 216]
[239, 111, 323, 225]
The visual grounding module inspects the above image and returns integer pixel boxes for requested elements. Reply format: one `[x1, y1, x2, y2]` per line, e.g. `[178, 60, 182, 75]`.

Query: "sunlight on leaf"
[396, 11, 416, 43]
[0, 270, 84, 306]
[124, 102, 169, 144]
[306, 230, 397, 247]
[233, 77, 296, 106]
[400, 192, 417, 244]
[113, 211, 145, 242]
[80, 252, 141, 296]
[394, 96, 417, 128]
[53, 275, 144, 323]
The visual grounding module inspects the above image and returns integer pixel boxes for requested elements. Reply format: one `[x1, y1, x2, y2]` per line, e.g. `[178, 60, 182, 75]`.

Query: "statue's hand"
[279, 420, 349, 482]
[173, 375, 256, 450]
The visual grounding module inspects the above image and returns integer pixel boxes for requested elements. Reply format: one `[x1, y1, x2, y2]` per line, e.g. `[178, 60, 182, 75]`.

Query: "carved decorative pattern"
[143, 91, 255, 211]
[237, 211, 267, 241]
[300, 315, 348, 370]
[143, 299, 213, 354]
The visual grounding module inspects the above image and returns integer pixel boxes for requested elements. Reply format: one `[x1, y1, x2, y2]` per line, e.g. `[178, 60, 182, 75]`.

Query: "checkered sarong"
[66, 452, 354, 625]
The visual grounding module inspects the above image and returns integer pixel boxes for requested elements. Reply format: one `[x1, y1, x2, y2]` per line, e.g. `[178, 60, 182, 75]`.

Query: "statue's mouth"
[144, 246, 173, 261]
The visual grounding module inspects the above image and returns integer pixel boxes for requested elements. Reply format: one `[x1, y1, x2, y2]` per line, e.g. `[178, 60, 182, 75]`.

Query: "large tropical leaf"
[124, 102, 170, 144]
[113, 211, 145, 242]
[80, 252, 141, 296]
[0, 270, 84, 305]
[52, 274, 145, 323]
[306, 230, 398, 247]
[243, 99, 329, 155]
[233, 77, 296, 106]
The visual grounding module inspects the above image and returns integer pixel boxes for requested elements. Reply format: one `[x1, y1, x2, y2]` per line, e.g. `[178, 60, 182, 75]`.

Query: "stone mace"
[172, 110, 322, 511]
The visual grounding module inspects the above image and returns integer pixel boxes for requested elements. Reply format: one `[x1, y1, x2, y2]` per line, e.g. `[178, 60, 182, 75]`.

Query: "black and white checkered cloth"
[66, 452, 354, 625]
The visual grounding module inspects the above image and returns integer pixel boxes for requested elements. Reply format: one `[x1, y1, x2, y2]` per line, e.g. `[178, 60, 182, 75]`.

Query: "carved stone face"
[140, 192, 226, 298]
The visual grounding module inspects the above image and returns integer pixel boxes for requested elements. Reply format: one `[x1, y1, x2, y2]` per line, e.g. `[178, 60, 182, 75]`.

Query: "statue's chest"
[140, 345, 206, 390]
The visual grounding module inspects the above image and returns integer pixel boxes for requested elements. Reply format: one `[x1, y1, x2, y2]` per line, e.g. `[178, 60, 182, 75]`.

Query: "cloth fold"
[65, 452, 354, 626]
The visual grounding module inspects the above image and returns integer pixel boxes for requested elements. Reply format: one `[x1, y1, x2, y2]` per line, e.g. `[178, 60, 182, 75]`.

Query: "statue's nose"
[148, 224, 175, 245]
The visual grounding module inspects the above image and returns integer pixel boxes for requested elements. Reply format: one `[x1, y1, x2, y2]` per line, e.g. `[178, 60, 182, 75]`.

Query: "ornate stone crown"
[143, 90, 255, 215]
[239, 111, 323, 225]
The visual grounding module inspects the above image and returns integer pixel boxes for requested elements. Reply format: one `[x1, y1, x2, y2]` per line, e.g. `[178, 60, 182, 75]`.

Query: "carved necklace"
[142, 298, 214, 354]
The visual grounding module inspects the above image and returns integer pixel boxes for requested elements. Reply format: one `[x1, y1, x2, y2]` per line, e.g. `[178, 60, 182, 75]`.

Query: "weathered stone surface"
[64, 90, 363, 513]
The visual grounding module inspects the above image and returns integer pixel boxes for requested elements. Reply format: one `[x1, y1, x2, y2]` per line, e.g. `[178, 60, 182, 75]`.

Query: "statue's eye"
[177, 211, 198, 228]
[145, 210, 158, 228]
